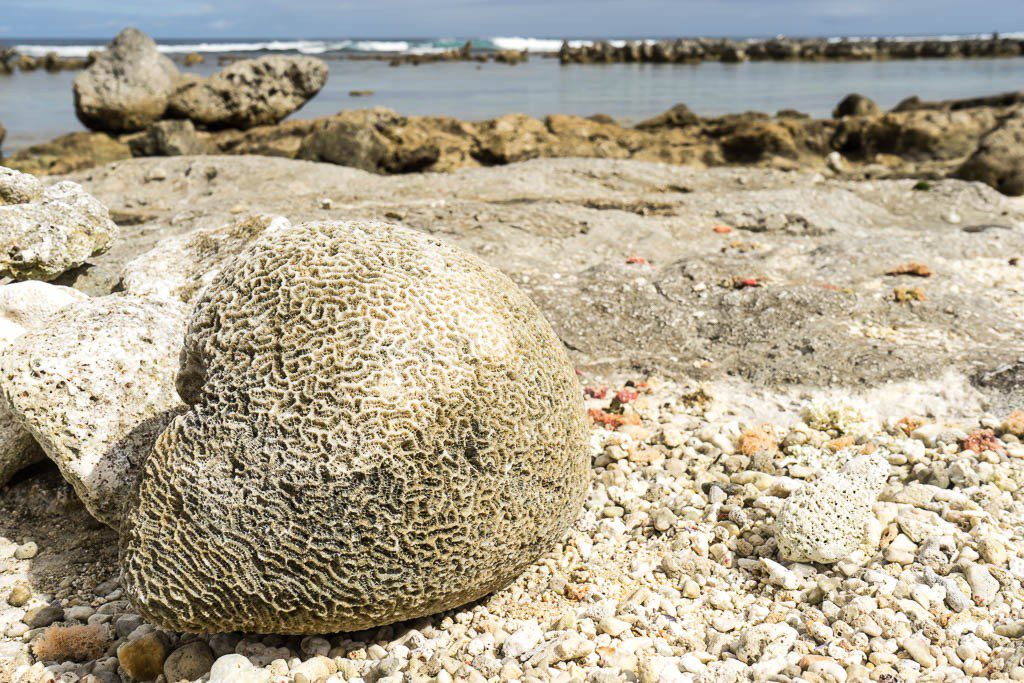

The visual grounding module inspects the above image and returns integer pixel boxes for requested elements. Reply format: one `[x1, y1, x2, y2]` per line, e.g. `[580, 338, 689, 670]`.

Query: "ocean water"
[1, 36, 1024, 152]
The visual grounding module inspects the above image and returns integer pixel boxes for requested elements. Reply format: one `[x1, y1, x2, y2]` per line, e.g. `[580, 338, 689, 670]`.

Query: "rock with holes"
[0, 295, 188, 526]
[775, 454, 889, 563]
[167, 55, 328, 130]
[0, 167, 117, 280]
[73, 28, 182, 133]
[121, 214, 290, 303]
[120, 220, 589, 634]
[0, 281, 89, 485]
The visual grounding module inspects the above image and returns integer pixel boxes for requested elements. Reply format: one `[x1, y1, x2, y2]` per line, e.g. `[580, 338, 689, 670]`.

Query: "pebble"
[117, 632, 170, 681]
[14, 542, 38, 559]
[7, 583, 31, 607]
[23, 602, 62, 628]
[902, 634, 936, 668]
[164, 641, 215, 682]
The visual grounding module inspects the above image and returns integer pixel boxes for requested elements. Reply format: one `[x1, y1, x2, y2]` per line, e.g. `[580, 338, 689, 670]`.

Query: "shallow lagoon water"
[1, 55, 1023, 151]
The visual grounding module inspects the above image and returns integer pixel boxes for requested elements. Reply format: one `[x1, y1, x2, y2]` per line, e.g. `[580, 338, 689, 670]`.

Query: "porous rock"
[0, 281, 89, 485]
[0, 168, 118, 280]
[833, 93, 880, 118]
[0, 295, 188, 527]
[121, 214, 290, 303]
[167, 55, 328, 130]
[775, 454, 889, 563]
[120, 220, 589, 634]
[73, 28, 181, 134]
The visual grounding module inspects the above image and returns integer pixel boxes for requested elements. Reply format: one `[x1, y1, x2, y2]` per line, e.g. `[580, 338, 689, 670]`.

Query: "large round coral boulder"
[120, 221, 589, 634]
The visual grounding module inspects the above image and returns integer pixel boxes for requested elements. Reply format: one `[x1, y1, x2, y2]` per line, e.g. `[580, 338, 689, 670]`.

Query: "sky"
[0, 0, 1020, 40]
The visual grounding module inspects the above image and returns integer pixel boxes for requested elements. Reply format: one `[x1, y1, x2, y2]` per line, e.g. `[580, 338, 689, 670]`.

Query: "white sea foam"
[11, 31, 1023, 59]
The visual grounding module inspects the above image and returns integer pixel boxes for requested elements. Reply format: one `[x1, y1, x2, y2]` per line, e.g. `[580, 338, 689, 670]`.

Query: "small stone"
[7, 583, 31, 607]
[65, 605, 95, 622]
[884, 534, 917, 565]
[598, 616, 632, 637]
[995, 622, 1024, 638]
[24, 602, 63, 628]
[293, 655, 334, 683]
[114, 613, 145, 638]
[164, 641, 215, 683]
[502, 623, 543, 659]
[979, 537, 1008, 565]
[965, 564, 1000, 605]
[902, 634, 936, 668]
[117, 631, 170, 681]
[14, 542, 38, 559]
[209, 654, 271, 683]
[682, 579, 701, 599]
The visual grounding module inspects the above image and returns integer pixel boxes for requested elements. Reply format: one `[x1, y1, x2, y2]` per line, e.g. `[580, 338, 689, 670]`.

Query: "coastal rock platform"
[2, 156, 1024, 682]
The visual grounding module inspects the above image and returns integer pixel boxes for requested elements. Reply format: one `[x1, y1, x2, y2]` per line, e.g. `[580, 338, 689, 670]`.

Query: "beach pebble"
[163, 641, 215, 682]
[209, 654, 271, 683]
[117, 632, 170, 681]
[13, 542, 37, 559]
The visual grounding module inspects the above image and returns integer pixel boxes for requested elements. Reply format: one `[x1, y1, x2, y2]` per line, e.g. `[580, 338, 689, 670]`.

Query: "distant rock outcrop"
[72, 28, 182, 134]
[167, 55, 328, 130]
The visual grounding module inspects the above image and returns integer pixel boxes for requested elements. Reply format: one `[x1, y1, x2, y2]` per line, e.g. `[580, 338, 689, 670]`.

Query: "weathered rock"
[121, 214, 290, 302]
[833, 108, 998, 161]
[775, 454, 890, 563]
[0, 166, 42, 204]
[167, 55, 328, 130]
[0, 281, 89, 485]
[0, 170, 118, 280]
[635, 103, 700, 130]
[955, 108, 1024, 196]
[120, 220, 589, 634]
[126, 119, 211, 157]
[73, 28, 181, 134]
[833, 93, 880, 118]
[0, 295, 188, 527]
[1, 132, 132, 176]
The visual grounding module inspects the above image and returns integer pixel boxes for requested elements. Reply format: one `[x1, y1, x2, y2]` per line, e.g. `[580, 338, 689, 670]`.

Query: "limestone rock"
[126, 119, 212, 157]
[0, 295, 188, 527]
[168, 55, 328, 130]
[0, 169, 118, 280]
[833, 93, 880, 118]
[73, 28, 181, 134]
[955, 108, 1024, 196]
[775, 454, 889, 563]
[0, 166, 42, 205]
[121, 214, 290, 303]
[120, 220, 589, 634]
[0, 281, 89, 485]
[1, 133, 132, 177]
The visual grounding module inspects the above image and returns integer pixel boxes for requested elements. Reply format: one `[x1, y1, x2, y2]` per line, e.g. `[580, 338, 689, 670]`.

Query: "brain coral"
[120, 220, 589, 634]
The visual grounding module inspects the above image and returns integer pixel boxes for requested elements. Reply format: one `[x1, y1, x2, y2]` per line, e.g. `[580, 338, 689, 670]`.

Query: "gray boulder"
[0, 167, 118, 280]
[168, 55, 328, 130]
[0, 295, 188, 527]
[73, 28, 181, 133]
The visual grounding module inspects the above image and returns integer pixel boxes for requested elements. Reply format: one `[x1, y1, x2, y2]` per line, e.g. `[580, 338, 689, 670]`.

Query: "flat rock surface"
[61, 155, 1024, 414]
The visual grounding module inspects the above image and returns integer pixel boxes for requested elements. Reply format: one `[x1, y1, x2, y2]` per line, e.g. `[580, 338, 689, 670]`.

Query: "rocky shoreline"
[4, 89, 1023, 197]
[558, 34, 1024, 64]
[1, 155, 1024, 683]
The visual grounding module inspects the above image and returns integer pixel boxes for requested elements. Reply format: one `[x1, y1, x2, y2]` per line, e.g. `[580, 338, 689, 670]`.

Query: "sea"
[2, 35, 1024, 152]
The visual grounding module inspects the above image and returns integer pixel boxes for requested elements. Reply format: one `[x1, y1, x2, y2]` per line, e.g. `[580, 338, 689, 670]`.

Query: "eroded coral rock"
[120, 220, 589, 634]
[775, 453, 889, 563]
[0, 168, 118, 280]
[121, 214, 290, 303]
[168, 55, 328, 130]
[0, 295, 188, 527]
[0, 281, 89, 485]
[73, 28, 181, 134]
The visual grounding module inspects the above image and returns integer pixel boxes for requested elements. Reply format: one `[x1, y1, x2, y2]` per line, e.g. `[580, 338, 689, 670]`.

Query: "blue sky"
[1, 0, 1020, 39]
